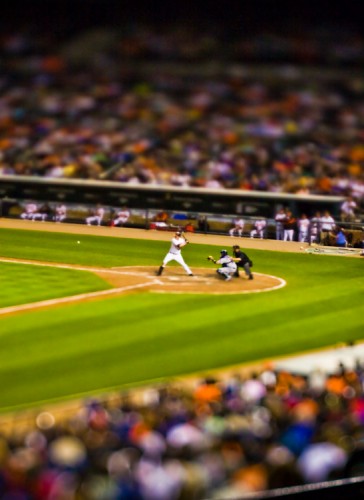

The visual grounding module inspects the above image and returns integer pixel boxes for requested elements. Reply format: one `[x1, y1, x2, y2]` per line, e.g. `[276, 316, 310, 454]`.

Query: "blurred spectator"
[297, 214, 310, 243]
[85, 204, 105, 226]
[54, 204, 67, 223]
[111, 206, 130, 227]
[320, 210, 336, 246]
[155, 211, 168, 223]
[340, 196, 357, 223]
[309, 211, 322, 244]
[274, 208, 286, 241]
[197, 214, 210, 233]
[297, 443, 347, 483]
[32, 202, 53, 222]
[283, 210, 297, 241]
[20, 202, 38, 220]
[250, 218, 267, 239]
[229, 218, 245, 237]
[152, 210, 169, 230]
[184, 221, 195, 232]
[330, 226, 348, 247]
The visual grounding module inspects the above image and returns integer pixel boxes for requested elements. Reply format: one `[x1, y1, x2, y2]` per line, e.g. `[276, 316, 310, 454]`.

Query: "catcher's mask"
[220, 249, 228, 257]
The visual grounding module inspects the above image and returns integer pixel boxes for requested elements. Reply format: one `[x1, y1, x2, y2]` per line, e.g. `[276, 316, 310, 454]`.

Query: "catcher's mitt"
[207, 255, 214, 262]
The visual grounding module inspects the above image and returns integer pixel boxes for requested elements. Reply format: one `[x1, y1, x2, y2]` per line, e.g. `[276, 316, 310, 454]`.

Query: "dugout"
[0, 175, 347, 229]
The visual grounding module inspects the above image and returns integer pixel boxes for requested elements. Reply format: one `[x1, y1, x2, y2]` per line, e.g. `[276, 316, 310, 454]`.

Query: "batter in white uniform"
[156, 231, 193, 276]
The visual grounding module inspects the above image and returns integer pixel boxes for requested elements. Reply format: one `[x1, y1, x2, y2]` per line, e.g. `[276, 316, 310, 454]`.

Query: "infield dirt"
[0, 217, 307, 252]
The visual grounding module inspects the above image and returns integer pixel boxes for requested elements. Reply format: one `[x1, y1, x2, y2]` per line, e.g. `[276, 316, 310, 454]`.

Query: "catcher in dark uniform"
[232, 245, 254, 280]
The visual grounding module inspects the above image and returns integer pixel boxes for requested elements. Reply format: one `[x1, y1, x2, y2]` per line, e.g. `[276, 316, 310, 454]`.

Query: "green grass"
[0, 227, 165, 267]
[0, 227, 363, 412]
[0, 261, 111, 308]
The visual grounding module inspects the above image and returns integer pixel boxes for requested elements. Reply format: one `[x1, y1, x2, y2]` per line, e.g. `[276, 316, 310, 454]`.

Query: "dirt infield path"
[0, 217, 307, 251]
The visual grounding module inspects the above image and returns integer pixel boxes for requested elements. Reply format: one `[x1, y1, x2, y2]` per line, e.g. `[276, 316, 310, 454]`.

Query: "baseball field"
[0, 219, 363, 415]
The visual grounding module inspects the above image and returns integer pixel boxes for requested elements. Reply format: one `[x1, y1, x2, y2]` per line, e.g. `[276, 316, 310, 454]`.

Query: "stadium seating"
[0, 24, 363, 217]
[1, 13, 363, 498]
[1, 357, 364, 499]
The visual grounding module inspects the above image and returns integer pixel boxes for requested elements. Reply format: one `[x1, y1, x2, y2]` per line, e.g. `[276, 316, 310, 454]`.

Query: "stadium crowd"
[0, 23, 363, 215]
[1, 360, 364, 498]
[1, 14, 364, 499]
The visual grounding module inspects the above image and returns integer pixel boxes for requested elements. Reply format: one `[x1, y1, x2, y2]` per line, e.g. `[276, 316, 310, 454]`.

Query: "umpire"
[232, 245, 254, 280]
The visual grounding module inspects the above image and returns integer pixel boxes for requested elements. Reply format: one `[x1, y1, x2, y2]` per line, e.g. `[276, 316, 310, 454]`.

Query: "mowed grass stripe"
[0, 304, 362, 411]
[3, 281, 360, 358]
[0, 285, 362, 409]
[0, 261, 111, 308]
[0, 228, 167, 267]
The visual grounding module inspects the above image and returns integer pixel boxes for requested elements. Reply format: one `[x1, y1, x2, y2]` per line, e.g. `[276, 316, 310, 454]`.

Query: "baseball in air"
[77, 241, 80, 244]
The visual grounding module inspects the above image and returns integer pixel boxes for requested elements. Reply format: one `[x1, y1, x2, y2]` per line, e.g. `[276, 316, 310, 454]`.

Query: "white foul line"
[0, 257, 135, 276]
[0, 282, 154, 316]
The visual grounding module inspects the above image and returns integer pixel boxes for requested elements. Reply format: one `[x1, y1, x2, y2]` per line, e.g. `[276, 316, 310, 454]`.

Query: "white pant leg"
[114, 217, 127, 226]
[86, 215, 102, 225]
[114, 217, 126, 225]
[163, 252, 175, 266]
[276, 226, 284, 240]
[217, 267, 235, 278]
[217, 268, 229, 278]
[177, 254, 192, 274]
[163, 252, 192, 274]
[285, 229, 294, 241]
[86, 216, 95, 225]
